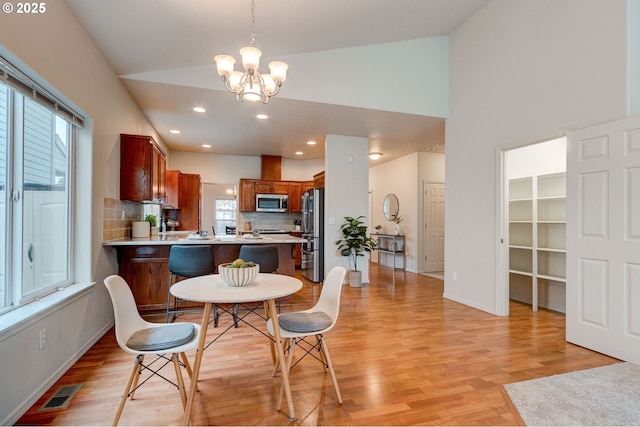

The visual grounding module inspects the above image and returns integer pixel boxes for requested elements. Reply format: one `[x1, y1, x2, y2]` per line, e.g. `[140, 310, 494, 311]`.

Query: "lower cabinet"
[114, 243, 297, 311]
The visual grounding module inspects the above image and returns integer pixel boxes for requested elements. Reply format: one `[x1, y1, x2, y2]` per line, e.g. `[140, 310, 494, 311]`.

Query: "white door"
[566, 115, 640, 363]
[423, 182, 445, 272]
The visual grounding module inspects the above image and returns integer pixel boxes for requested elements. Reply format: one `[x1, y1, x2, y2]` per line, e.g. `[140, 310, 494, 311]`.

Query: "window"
[215, 198, 236, 235]
[0, 56, 82, 314]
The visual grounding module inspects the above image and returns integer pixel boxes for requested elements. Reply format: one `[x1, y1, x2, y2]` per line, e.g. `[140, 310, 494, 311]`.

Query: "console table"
[372, 234, 405, 271]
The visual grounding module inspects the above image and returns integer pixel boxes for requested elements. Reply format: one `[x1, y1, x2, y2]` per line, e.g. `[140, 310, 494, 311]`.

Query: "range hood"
[261, 155, 281, 180]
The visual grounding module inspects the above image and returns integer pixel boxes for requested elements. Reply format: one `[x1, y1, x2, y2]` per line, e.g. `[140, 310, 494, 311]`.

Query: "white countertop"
[103, 232, 305, 246]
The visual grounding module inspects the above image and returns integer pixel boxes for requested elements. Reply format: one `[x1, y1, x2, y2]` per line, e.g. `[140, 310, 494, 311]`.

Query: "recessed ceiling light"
[295, 151, 303, 155]
[193, 107, 206, 113]
[307, 140, 316, 145]
[170, 129, 181, 134]
[256, 114, 268, 120]
[202, 144, 211, 148]
[369, 152, 383, 160]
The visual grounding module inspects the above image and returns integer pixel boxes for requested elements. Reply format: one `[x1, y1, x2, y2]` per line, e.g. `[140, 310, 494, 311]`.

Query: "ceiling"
[64, 0, 489, 164]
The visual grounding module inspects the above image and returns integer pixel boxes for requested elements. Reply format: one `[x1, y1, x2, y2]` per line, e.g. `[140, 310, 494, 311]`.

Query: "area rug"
[503, 362, 640, 426]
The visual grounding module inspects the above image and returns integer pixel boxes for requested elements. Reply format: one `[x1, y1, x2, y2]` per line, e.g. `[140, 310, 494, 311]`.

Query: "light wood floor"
[16, 264, 619, 426]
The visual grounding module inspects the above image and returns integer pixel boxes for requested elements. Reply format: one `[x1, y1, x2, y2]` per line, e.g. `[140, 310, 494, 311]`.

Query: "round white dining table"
[170, 273, 303, 424]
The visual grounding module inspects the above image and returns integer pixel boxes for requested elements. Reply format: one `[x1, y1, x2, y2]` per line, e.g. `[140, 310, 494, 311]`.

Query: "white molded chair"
[266, 266, 347, 407]
[104, 275, 201, 426]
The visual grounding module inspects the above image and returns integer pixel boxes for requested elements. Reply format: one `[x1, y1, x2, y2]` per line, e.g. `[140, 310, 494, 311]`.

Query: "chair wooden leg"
[271, 338, 289, 377]
[277, 337, 296, 410]
[172, 353, 188, 410]
[113, 356, 141, 426]
[128, 355, 143, 400]
[319, 336, 342, 404]
[317, 335, 328, 372]
[180, 352, 199, 392]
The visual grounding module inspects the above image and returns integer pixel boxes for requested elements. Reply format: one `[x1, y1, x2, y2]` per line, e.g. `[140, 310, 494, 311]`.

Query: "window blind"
[0, 55, 85, 127]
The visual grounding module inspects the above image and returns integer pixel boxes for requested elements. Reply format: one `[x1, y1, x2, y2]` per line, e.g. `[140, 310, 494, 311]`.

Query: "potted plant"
[145, 214, 159, 236]
[335, 216, 376, 287]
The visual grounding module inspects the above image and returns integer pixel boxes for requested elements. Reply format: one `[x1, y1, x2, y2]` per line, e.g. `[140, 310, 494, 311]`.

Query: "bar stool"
[166, 245, 222, 325]
[233, 245, 280, 324]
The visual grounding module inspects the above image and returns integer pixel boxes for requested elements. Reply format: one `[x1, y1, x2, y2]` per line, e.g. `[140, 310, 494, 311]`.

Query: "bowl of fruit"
[218, 258, 260, 287]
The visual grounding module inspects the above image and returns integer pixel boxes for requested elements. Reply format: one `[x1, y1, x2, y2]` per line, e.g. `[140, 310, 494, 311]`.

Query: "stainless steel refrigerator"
[301, 188, 324, 282]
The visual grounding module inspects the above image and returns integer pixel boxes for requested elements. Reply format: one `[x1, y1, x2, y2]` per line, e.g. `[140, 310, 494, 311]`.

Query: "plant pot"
[348, 270, 362, 288]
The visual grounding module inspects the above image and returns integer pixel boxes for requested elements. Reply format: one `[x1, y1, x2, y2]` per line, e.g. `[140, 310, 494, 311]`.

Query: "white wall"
[369, 152, 445, 273]
[272, 37, 449, 118]
[0, 2, 161, 423]
[445, 0, 628, 314]
[324, 135, 370, 282]
[168, 151, 324, 184]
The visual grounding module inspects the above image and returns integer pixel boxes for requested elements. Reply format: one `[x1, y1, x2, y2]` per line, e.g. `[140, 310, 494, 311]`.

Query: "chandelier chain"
[249, 0, 256, 47]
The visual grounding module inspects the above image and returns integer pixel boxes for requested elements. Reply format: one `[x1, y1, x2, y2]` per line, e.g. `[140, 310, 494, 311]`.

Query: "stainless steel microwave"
[256, 194, 288, 212]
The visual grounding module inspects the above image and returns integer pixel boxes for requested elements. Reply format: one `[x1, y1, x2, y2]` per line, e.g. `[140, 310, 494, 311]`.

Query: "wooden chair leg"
[271, 338, 289, 377]
[317, 335, 328, 372]
[277, 337, 296, 410]
[128, 355, 143, 400]
[113, 356, 141, 426]
[180, 352, 199, 392]
[319, 337, 342, 404]
[172, 354, 188, 410]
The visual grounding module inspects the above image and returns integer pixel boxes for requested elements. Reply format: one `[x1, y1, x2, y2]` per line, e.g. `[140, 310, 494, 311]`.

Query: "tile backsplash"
[103, 197, 143, 241]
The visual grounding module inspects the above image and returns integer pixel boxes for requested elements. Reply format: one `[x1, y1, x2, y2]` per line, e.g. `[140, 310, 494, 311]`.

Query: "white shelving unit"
[509, 173, 566, 312]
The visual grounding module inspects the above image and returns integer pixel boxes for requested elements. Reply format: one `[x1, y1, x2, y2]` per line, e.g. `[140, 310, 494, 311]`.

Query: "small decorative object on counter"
[244, 221, 252, 231]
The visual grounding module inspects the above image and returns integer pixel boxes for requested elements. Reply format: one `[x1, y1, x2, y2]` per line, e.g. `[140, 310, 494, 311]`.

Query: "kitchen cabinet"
[313, 171, 325, 188]
[120, 134, 167, 202]
[239, 178, 317, 212]
[509, 172, 566, 313]
[289, 182, 303, 212]
[302, 181, 314, 193]
[239, 179, 257, 211]
[177, 173, 201, 230]
[164, 170, 183, 208]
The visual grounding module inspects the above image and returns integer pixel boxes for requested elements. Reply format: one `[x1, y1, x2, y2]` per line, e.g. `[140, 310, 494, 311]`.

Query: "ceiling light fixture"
[307, 140, 316, 145]
[295, 151, 303, 155]
[256, 114, 268, 120]
[369, 152, 383, 160]
[214, 0, 288, 104]
[170, 129, 181, 134]
[202, 144, 211, 148]
[193, 107, 206, 113]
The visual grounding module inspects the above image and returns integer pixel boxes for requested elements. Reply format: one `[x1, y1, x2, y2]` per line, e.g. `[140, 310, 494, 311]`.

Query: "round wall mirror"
[383, 193, 399, 221]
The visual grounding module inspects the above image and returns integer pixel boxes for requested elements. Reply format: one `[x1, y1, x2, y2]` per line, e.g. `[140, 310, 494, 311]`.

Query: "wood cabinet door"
[272, 181, 289, 194]
[239, 179, 256, 211]
[120, 134, 152, 201]
[289, 182, 303, 212]
[120, 134, 166, 202]
[165, 170, 182, 208]
[254, 181, 273, 193]
[178, 174, 201, 230]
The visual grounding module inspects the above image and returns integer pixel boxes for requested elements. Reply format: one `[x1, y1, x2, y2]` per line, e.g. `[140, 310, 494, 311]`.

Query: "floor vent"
[38, 384, 83, 412]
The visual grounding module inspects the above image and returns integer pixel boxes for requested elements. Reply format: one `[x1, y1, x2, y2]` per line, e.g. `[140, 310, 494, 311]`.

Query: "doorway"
[201, 183, 237, 236]
[423, 181, 445, 273]
[498, 137, 567, 316]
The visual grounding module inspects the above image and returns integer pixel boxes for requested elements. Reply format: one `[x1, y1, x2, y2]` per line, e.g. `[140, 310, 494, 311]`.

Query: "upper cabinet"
[238, 178, 313, 212]
[120, 134, 166, 202]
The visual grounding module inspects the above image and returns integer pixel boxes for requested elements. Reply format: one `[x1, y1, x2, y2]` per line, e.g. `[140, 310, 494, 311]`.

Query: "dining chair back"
[238, 244, 279, 272]
[266, 265, 347, 406]
[166, 245, 222, 324]
[104, 275, 201, 425]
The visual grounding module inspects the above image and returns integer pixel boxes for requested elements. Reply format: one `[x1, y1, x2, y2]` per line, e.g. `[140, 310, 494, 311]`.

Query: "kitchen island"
[103, 233, 305, 311]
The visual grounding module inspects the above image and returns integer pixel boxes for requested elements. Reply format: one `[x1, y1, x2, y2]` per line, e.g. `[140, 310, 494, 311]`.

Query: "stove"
[257, 229, 289, 234]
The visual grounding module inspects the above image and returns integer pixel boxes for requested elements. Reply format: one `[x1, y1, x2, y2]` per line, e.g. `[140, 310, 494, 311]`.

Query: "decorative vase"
[394, 223, 401, 235]
[349, 270, 362, 288]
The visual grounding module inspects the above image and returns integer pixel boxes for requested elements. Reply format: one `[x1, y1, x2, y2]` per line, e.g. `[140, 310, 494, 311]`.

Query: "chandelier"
[214, 0, 288, 103]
